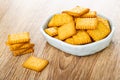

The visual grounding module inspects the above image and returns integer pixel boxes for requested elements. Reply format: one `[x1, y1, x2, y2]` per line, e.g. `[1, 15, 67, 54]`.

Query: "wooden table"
[0, 0, 120, 80]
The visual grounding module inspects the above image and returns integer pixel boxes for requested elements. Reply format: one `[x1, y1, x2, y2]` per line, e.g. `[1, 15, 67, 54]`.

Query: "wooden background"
[0, 0, 120, 80]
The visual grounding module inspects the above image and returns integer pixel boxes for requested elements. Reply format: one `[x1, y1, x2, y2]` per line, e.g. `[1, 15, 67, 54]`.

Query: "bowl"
[40, 14, 115, 56]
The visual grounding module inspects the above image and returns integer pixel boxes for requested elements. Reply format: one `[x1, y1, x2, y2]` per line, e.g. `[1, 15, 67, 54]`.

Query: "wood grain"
[0, 0, 120, 80]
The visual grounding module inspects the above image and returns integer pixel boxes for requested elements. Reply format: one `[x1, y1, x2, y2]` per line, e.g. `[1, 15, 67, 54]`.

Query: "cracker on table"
[75, 18, 98, 29]
[58, 22, 76, 40]
[62, 6, 89, 17]
[9, 43, 26, 51]
[48, 13, 73, 27]
[7, 32, 30, 44]
[22, 56, 49, 72]
[12, 46, 34, 56]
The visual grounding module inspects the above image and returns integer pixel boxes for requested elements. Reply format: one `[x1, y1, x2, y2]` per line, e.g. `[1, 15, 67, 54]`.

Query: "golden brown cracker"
[54, 36, 59, 39]
[65, 30, 91, 45]
[12, 44, 34, 56]
[20, 43, 34, 49]
[8, 32, 30, 44]
[87, 21, 110, 41]
[65, 38, 74, 44]
[75, 18, 98, 29]
[45, 27, 58, 36]
[58, 22, 76, 40]
[10, 43, 34, 51]
[97, 16, 110, 31]
[22, 48, 34, 55]
[62, 6, 89, 17]
[22, 56, 49, 72]
[81, 11, 97, 18]
[9, 43, 26, 50]
[48, 13, 73, 27]
[12, 48, 34, 56]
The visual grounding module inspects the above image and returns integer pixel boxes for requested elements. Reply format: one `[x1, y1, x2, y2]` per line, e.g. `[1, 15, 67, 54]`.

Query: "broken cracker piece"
[10, 43, 34, 51]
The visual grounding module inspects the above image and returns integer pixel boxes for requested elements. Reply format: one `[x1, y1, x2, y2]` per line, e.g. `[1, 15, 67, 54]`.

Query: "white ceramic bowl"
[40, 14, 115, 56]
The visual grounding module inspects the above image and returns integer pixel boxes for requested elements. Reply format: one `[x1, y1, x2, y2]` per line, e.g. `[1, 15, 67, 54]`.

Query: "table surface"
[0, 0, 120, 80]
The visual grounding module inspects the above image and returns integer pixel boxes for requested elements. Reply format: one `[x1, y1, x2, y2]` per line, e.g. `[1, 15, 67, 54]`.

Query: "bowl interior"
[40, 14, 115, 56]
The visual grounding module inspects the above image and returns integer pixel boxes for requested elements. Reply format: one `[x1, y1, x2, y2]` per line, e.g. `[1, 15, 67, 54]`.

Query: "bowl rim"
[40, 14, 115, 48]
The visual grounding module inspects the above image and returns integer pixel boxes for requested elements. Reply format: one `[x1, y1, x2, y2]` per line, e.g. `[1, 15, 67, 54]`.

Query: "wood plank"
[0, 0, 120, 80]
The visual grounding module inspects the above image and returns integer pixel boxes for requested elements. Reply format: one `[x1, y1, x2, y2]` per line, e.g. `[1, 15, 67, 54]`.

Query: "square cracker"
[81, 11, 97, 18]
[87, 21, 110, 41]
[58, 22, 76, 40]
[45, 27, 58, 36]
[8, 32, 30, 44]
[97, 16, 110, 31]
[75, 18, 98, 29]
[65, 30, 91, 45]
[23, 56, 49, 72]
[10, 43, 34, 51]
[65, 38, 74, 44]
[48, 13, 73, 27]
[62, 6, 89, 17]
[7, 43, 25, 50]
[12, 46, 34, 56]
[13, 48, 34, 56]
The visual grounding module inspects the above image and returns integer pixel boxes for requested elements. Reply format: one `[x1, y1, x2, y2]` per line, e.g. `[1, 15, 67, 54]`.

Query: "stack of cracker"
[45, 6, 111, 45]
[6, 32, 34, 56]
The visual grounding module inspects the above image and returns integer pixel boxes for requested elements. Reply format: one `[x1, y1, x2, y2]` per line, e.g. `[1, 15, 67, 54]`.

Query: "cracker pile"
[45, 6, 111, 45]
[6, 32, 34, 56]
[6, 32, 49, 72]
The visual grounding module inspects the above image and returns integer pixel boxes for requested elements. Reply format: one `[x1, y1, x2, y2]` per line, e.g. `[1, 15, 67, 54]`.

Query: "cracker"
[12, 46, 34, 56]
[81, 11, 97, 18]
[10, 43, 34, 51]
[54, 36, 59, 39]
[22, 56, 49, 72]
[87, 21, 110, 41]
[48, 13, 73, 27]
[58, 22, 76, 40]
[65, 30, 92, 45]
[65, 38, 74, 44]
[97, 16, 110, 31]
[7, 32, 30, 44]
[45, 27, 58, 36]
[9, 43, 26, 50]
[62, 6, 89, 17]
[22, 48, 34, 55]
[75, 18, 98, 29]
[6, 41, 11, 46]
